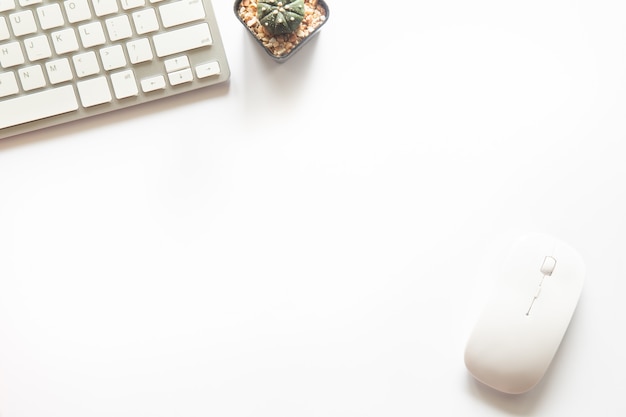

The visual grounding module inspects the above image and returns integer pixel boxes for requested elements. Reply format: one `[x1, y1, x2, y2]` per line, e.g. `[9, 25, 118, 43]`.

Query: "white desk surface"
[1, 1, 625, 416]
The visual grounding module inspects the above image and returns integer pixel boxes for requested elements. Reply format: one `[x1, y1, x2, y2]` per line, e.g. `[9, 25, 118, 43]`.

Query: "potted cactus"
[257, 0, 306, 35]
[235, 0, 329, 62]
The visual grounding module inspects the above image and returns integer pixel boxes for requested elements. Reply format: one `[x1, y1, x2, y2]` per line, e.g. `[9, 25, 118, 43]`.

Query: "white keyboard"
[0, 0, 229, 140]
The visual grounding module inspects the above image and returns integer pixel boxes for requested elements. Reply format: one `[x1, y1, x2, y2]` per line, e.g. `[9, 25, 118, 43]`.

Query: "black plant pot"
[234, 0, 330, 62]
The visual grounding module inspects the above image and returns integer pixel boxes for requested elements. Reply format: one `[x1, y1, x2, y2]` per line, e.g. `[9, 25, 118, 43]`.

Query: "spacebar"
[0, 85, 79, 129]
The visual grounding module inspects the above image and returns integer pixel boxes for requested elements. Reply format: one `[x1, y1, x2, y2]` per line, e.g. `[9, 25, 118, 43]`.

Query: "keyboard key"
[0, 71, 19, 97]
[110, 69, 138, 99]
[0, 17, 9, 41]
[18, 64, 46, 91]
[0, 42, 25, 68]
[51, 28, 79, 55]
[100, 44, 127, 70]
[140, 74, 165, 92]
[120, 0, 145, 10]
[37, 4, 65, 30]
[159, 0, 206, 28]
[78, 21, 106, 47]
[0, 85, 79, 129]
[126, 38, 153, 64]
[167, 68, 192, 85]
[164, 55, 189, 72]
[76, 76, 111, 107]
[106, 15, 133, 41]
[196, 61, 220, 78]
[19, 0, 42, 6]
[153, 23, 212, 57]
[92, 0, 118, 17]
[9, 10, 37, 36]
[64, 0, 92, 23]
[73, 51, 100, 77]
[45, 58, 73, 84]
[0, 0, 16, 12]
[132, 8, 159, 34]
[24, 35, 52, 61]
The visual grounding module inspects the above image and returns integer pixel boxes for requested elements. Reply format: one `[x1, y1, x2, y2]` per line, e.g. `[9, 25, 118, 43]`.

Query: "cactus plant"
[257, 0, 305, 35]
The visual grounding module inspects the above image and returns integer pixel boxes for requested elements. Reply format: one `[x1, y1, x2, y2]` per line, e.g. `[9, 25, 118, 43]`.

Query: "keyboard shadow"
[0, 80, 231, 152]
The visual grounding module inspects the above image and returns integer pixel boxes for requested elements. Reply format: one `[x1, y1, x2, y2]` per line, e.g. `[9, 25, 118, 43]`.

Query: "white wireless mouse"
[464, 233, 585, 394]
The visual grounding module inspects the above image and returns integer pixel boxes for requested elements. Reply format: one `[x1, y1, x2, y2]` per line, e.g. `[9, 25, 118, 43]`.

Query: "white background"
[1, 1, 626, 416]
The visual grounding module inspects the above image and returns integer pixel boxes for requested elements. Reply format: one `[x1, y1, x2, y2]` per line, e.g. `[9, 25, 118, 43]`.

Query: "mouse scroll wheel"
[540, 256, 557, 276]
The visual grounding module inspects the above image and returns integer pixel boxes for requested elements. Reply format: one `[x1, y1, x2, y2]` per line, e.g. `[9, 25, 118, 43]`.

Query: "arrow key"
[140, 74, 166, 92]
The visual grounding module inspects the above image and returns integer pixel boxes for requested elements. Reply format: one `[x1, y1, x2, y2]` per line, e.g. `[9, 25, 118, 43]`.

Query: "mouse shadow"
[464, 304, 584, 415]
[465, 374, 545, 415]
